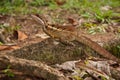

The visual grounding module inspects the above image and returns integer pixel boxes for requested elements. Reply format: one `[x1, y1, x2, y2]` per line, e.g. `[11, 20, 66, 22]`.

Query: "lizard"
[31, 14, 120, 63]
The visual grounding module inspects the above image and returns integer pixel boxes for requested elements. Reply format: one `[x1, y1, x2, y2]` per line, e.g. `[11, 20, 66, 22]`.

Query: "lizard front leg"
[58, 33, 76, 46]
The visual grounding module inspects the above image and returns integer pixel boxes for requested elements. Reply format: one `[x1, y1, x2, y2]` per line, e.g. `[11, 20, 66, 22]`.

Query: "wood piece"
[0, 54, 69, 80]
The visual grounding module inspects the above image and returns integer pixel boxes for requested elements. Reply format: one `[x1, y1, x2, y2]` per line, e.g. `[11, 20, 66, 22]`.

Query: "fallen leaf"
[13, 30, 28, 40]
[0, 45, 20, 51]
[0, 45, 9, 50]
[75, 60, 110, 79]
[9, 16, 16, 27]
[67, 17, 78, 26]
[52, 24, 76, 31]
[10, 45, 20, 50]
[55, 0, 66, 6]
[101, 6, 112, 11]
[35, 33, 50, 39]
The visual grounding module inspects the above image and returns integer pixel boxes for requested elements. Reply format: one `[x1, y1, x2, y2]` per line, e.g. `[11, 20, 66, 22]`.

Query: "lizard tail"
[76, 36, 120, 63]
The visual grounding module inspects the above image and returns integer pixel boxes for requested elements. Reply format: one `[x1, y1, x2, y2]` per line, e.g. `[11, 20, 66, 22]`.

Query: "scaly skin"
[75, 35, 120, 63]
[31, 14, 120, 63]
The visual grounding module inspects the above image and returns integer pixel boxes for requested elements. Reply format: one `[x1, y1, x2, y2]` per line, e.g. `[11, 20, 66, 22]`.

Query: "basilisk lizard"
[31, 14, 120, 63]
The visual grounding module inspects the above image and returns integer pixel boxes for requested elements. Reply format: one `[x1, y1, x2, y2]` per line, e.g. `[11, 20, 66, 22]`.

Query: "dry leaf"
[75, 60, 110, 79]
[55, 0, 66, 6]
[10, 45, 20, 50]
[9, 16, 16, 27]
[67, 17, 78, 26]
[0, 45, 9, 50]
[101, 6, 112, 11]
[52, 24, 76, 31]
[13, 30, 28, 40]
[35, 33, 50, 39]
[0, 45, 20, 51]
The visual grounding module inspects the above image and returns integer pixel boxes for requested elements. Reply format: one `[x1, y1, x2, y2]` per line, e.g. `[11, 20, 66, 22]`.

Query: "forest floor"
[0, 0, 120, 80]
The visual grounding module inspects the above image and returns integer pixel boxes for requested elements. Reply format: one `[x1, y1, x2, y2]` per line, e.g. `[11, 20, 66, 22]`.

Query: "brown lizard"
[31, 14, 120, 63]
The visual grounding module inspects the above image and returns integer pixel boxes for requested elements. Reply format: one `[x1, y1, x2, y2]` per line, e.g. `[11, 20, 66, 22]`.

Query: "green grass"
[0, 0, 119, 34]
[0, 0, 119, 22]
[62, 0, 120, 22]
[3, 65, 14, 77]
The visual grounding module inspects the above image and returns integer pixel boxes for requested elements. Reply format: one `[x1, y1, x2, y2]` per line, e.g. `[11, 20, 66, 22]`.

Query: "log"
[0, 54, 69, 80]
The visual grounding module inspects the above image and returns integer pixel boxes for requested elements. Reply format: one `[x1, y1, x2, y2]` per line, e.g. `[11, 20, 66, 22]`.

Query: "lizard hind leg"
[58, 34, 76, 47]
[59, 39, 76, 47]
[59, 39, 76, 52]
